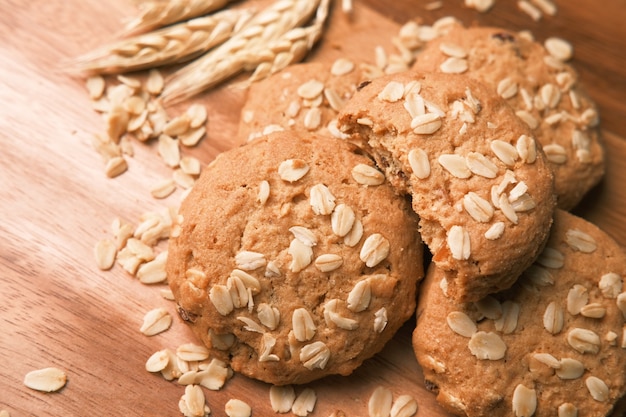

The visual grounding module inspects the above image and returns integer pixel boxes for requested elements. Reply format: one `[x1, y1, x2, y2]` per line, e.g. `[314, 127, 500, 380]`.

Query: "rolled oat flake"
[24, 367, 67, 392]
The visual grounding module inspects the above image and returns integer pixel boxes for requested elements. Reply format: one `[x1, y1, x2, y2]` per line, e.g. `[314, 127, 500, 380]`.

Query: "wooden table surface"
[1, 1, 625, 416]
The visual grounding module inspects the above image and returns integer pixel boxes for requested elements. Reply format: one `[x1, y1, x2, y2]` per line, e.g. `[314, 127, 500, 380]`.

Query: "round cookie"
[413, 209, 626, 417]
[412, 24, 604, 210]
[166, 130, 424, 385]
[337, 70, 556, 303]
[238, 59, 370, 142]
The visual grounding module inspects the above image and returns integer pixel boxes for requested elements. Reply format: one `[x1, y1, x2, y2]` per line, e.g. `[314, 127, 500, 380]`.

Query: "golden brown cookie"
[413, 209, 626, 417]
[413, 24, 604, 210]
[237, 60, 370, 142]
[337, 70, 556, 303]
[166, 130, 424, 385]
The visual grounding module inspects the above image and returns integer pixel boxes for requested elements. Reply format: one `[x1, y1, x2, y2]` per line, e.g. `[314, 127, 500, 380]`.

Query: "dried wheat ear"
[69, 9, 252, 74]
[162, 0, 330, 103]
[69, 0, 331, 102]
[123, 0, 238, 36]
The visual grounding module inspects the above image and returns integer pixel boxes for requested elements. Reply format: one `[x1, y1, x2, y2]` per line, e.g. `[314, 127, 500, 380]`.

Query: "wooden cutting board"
[1, 1, 625, 416]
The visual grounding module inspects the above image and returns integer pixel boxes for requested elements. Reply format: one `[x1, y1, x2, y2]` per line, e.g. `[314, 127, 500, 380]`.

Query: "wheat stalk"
[244, 0, 330, 84]
[68, 9, 253, 74]
[122, 0, 236, 36]
[161, 0, 326, 103]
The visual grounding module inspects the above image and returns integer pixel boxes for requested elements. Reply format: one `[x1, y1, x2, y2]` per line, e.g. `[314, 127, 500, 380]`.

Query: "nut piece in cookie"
[413, 24, 604, 210]
[338, 70, 556, 302]
[238, 60, 370, 142]
[413, 209, 626, 417]
[166, 130, 424, 385]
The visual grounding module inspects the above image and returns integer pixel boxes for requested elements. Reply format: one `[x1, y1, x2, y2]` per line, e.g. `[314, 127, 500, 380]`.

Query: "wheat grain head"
[161, 0, 325, 103]
[123, 0, 236, 36]
[69, 9, 253, 75]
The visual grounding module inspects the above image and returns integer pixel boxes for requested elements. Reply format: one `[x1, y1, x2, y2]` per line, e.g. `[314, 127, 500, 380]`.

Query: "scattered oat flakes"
[374, 307, 388, 333]
[145, 349, 170, 373]
[225, 399, 251, 417]
[196, 358, 231, 390]
[292, 308, 317, 342]
[425, 1, 443, 10]
[177, 343, 210, 362]
[160, 288, 175, 300]
[512, 384, 537, 417]
[341, 0, 353, 14]
[558, 403, 578, 417]
[105, 155, 128, 178]
[140, 307, 172, 336]
[378, 81, 405, 102]
[314, 253, 344, 273]
[465, 0, 495, 13]
[586, 376, 609, 402]
[288, 238, 314, 272]
[447, 311, 477, 337]
[173, 168, 196, 189]
[94, 238, 117, 270]
[150, 178, 177, 199]
[292, 387, 317, 416]
[300, 341, 330, 370]
[310, 183, 336, 215]
[440, 57, 468, 74]
[297, 79, 325, 100]
[279, 159, 310, 182]
[360, 233, 390, 267]
[518, 0, 542, 21]
[468, 331, 507, 360]
[270, 385, 296, 413]
[545, 37, 573, 61]
[531, 0, 557, 15]
[347, 279, 372, 313]
[179, 126, 206, 147]
[86, 75, 106, 99]
[408, 148, 430, 179]
[390, 394, 418, 417]
[331, 58, 355, 76]
[448, 225, 471, 260]
[368, 386, 393, 417]
[543, 301, 564, 334]
[567, 327, 600, 354]
[352, 164, 385, 186]
[179, 384, 210, 417]
[557, 358, 585, 380]
[23, 367, 67, 392]
[599, 272, 622, 298]
[137, 250, 168, 284]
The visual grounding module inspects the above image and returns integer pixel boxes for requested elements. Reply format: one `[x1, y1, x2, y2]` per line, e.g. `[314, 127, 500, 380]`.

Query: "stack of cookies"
[166, 22, 626, 417]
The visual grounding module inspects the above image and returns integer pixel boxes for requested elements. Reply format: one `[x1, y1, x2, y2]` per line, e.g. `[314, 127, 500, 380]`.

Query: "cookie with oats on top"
[166, 130, 424, 385]
[337, 70, 556, 303]
[412, 24, 604, 210]
[413, 209, 626, 417]
[237, 59, 372, 143]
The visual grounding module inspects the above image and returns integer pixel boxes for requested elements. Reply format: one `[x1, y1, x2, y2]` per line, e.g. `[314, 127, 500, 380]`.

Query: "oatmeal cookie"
[237, 60, 370, 142]
[413, 24, 604, 210]
[166, 130, 424, 385]
[337, 70, 556, 302]
[413, 209, 626, 417]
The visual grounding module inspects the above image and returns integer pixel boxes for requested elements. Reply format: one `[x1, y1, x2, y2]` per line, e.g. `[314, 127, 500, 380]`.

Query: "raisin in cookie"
[238, 60, 369, 142]
[413, 24, 604, 210]
[166, 130, 424, 385]
[413, 209, 626, 417]
[337, 70, 556, 303]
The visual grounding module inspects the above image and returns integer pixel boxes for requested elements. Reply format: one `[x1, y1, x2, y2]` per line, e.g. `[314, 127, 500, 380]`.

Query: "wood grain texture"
[0, 1, 624, 416]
